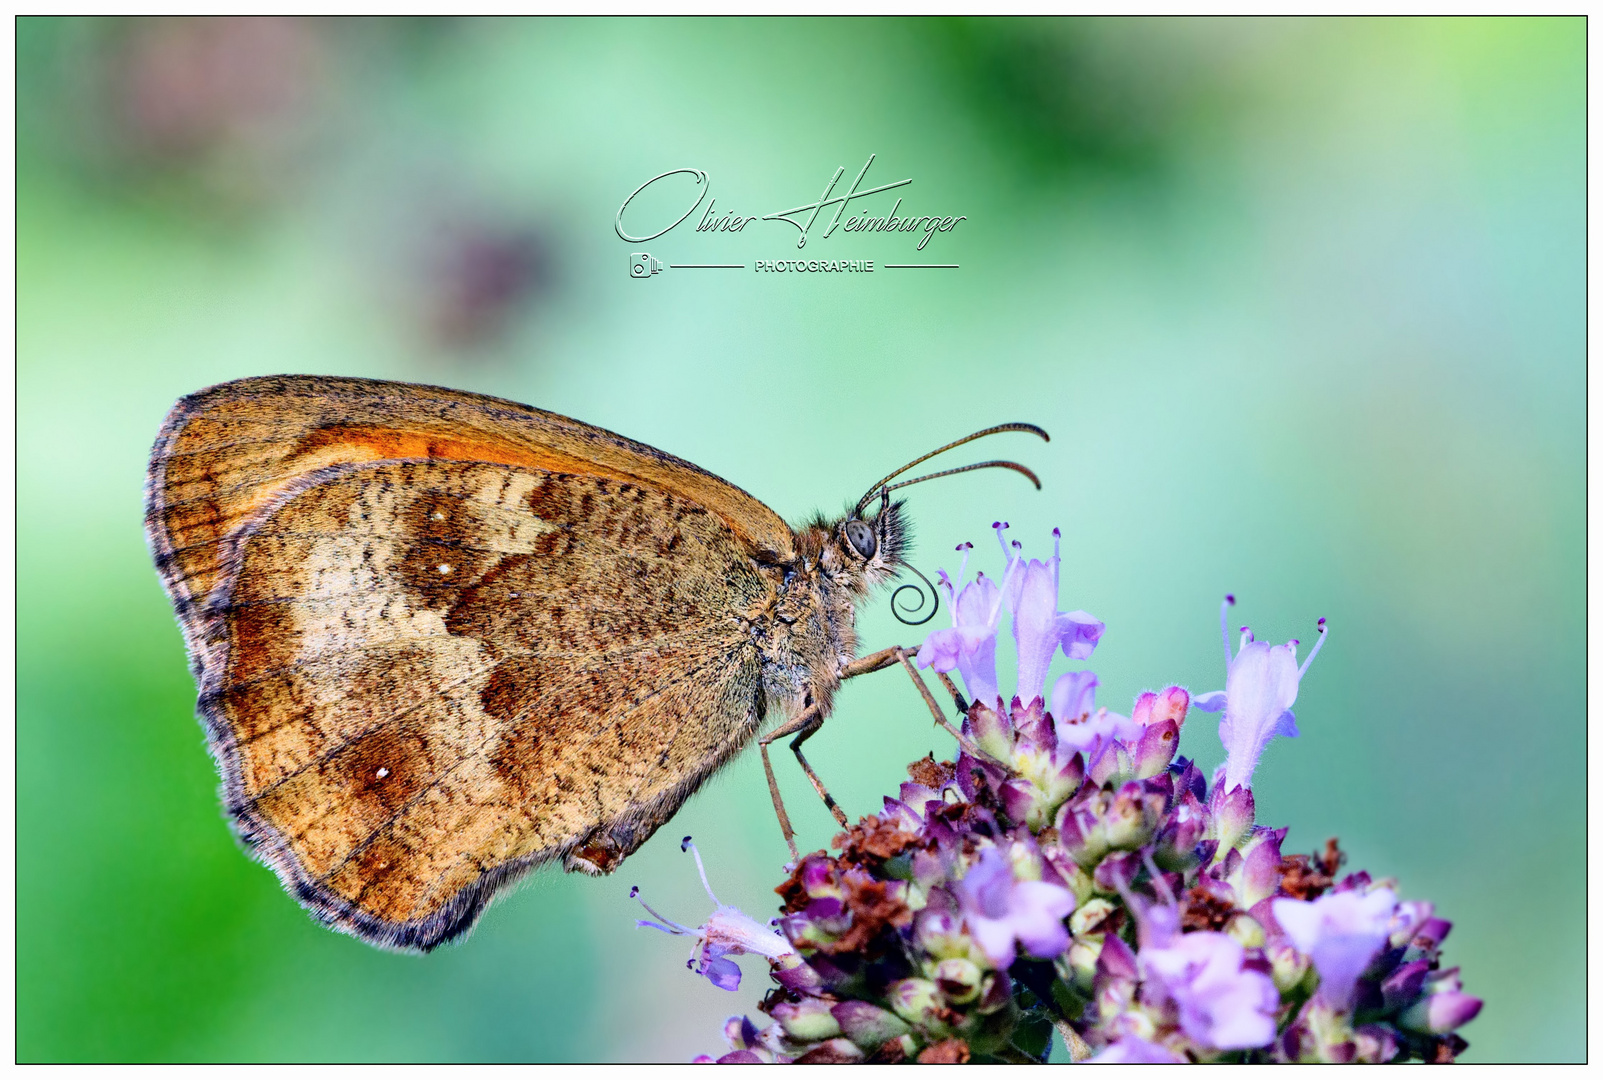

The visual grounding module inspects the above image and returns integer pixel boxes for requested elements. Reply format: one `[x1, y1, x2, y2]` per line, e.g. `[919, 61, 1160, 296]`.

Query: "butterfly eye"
[844, 519, 877, 560]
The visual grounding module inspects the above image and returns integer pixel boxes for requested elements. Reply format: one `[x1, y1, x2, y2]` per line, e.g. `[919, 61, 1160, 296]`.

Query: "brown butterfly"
[145, 375, 1044, 951]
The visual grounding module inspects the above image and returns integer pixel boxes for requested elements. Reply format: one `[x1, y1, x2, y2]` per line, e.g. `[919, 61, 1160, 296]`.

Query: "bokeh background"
[17, 16, 1582, 1063]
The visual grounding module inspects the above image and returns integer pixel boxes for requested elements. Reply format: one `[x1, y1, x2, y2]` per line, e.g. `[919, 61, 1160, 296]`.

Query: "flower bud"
[1132, 686, 1190, 728]
[1387, 900, 1435, 948]
[772, 997, 841, 1042]
[887, 978, 945, 1028]
[1070, 897, 1116, 936]
[1268, 941, 1312, 994]
[1229, 828, 1285, 909]
[794, 1037, 865, 1063]
[1132, 719, 1181, 779]
[933, 957, 984, 1004]
[1056, 801, 1109, 867]
[723, 1015, 761, 1051]
[1413, 917, 1452, 951]
[1208, 783, 1255, 852]
[832, 1000, 912, 1049]
[1400, 990, 1483, 1034]
[1380, 959, 1429, 1012]
[968, 701, 1013, 761]
[1225, 912, 1265, 949]
[1152, 806, 1207, 872]
[1089, 740, 1135, 787]
[1063, 938, 1103, 991]
[976, 969, 1013, 1014]
[914, 906, 980, 963]
[1352, 1024, 1399, 1064]
[1104, 781, 1163, 850]
[772, 953, 824, 993]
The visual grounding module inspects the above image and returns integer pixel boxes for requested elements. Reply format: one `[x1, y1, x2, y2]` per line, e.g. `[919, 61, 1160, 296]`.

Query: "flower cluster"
[639, 527, 1480, 1064]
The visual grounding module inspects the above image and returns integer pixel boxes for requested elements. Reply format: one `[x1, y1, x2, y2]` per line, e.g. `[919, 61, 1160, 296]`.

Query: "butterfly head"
[821, 422, 1051, 611]
[814, 494, 911, 598]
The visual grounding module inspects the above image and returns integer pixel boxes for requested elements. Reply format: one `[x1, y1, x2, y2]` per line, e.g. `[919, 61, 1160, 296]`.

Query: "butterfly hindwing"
[192, 457, 770, 950]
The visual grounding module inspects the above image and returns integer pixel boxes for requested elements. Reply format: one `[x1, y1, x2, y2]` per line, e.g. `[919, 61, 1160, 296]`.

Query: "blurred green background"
[17, 16, 1581, 1063]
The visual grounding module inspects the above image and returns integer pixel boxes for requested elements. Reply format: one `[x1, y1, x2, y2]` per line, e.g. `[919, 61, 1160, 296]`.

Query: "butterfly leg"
[759, 703, 821, 862]
[840, 645, 904, 679]
[893, 648, 991, 762]
[843, 646, 966, 712]
[933, 671, 969, 714]
[787, 715, 850, 831]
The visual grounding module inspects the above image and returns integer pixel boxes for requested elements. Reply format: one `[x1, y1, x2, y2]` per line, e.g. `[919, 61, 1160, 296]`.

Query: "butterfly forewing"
[147, 375, 796, 651]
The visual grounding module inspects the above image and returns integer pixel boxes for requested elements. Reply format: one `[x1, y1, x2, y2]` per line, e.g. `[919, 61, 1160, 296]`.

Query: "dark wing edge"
[144, 389, 217, 681]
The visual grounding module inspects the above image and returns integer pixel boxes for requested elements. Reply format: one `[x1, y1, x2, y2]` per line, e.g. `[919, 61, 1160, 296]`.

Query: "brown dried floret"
[1180, 883, 1237, 932]
[1278, 836, 1346, 901]
[834, 814, 917, 864]
[774, 850, 830, 915]
[814, 871, 913, 955]
[917, 1037, 972, 1064]
[907, 754, 957, 790]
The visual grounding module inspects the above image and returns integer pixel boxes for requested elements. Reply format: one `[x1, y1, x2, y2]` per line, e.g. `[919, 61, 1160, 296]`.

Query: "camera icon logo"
[630, 253, 664, 278]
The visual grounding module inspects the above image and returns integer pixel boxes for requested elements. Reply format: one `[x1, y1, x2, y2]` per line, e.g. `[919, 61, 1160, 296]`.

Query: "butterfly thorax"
[748, 501, 909, 726]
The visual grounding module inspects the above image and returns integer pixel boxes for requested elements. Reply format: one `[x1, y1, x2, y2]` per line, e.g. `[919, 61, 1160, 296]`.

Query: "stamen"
[682, 836, 721, 907]
[992, 521, 1010, 559]
[1238, 627, 1254, 652]
[632, 887, 693, 936]
[1219, 596, 1236, 668]
[1298, 618, 1328, 679]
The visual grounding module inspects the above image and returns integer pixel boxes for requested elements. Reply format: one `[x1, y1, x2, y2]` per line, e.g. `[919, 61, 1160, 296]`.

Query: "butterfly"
[145, 375, 1044, 951]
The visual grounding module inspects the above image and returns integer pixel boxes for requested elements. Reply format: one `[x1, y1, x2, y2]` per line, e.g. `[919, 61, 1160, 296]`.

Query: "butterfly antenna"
[855, 423, 1048, 516]
[884, 458, 1042, 496]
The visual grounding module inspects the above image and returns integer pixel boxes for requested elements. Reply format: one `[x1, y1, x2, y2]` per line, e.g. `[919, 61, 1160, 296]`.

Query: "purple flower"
[1050, 670, 1139, 758]
[1193, 596, 1326, 792]
[633, 839, 796, 991]
[1401, 990, 1483, 1034]
[918, 525, 1104, 710]
[1090, 1035, 1187, 1063]
[1272, 887, 1398, 1009]
[1140, 929, 1280, 1051]
[916, 542, 1005, 707]
[1003, 526, 1105, 704]
[953, 846, 1075, 968]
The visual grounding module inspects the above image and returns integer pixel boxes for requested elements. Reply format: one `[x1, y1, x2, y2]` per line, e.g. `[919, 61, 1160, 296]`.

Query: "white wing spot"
[432, 511, 446, 521]
[438, 563, 453, 575]
[376, 767, 390, 779]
